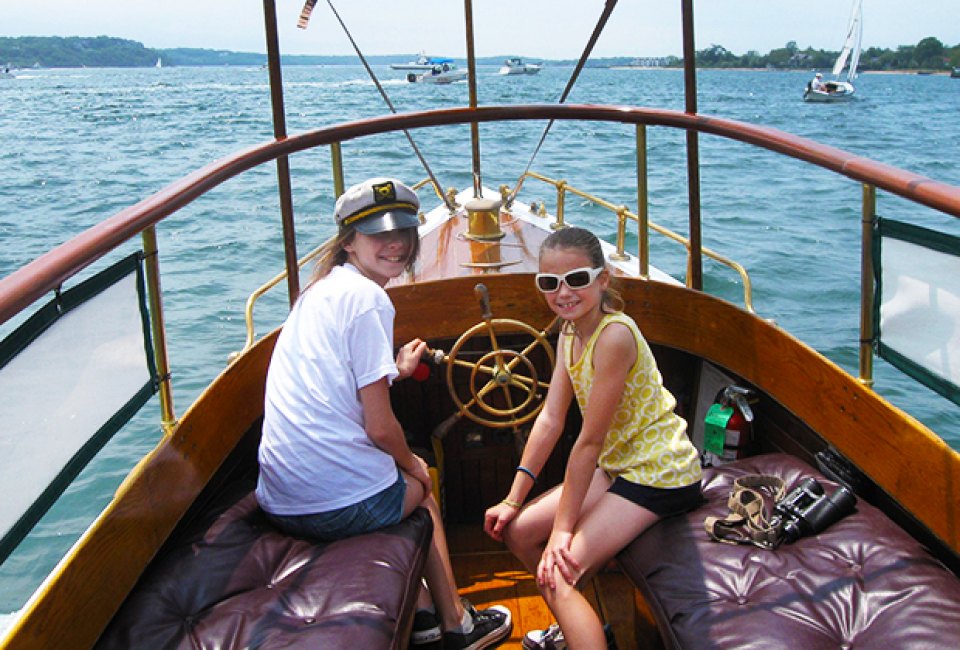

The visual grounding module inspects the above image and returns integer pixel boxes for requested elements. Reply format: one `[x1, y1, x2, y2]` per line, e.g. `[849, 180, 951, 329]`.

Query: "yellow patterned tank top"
[566, 312, 701, 488]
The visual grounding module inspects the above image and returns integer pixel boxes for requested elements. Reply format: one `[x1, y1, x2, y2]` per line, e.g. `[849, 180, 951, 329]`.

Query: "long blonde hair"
[306, 226, 420, 289]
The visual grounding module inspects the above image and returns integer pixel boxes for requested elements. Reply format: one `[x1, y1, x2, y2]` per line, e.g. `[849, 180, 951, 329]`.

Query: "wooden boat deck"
[447, 524, 662, 650]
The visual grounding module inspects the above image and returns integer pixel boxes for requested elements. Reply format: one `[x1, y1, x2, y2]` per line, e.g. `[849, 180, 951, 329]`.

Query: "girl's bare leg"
[503, 468, 661, 649]
[401, 470, 465, 630]
[548, 490, 659, 649]
[502, 468, 612, 573]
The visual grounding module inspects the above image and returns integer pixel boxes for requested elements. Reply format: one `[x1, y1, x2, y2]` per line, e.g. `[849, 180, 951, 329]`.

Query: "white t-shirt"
[256, 263, 400, 515]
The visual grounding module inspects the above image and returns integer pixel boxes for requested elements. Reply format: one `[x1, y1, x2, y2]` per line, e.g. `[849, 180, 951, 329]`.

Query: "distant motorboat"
[803, 0, 861, 103]
[951, 67, 960, 79]
[498, 57, 542, 75]
[406, 63, 467, 84]
[391, 52, 453, 71]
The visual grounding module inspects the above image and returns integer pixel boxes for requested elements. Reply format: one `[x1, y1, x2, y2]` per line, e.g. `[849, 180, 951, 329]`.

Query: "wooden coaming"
[392, 273, 959, 553]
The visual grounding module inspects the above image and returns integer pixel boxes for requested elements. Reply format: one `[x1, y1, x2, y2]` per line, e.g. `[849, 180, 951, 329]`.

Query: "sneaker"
[521, 623, 617, 650]
[522, 623, 565, 650]
[442, 598, 512, 650]
[411, 609, 442, 645]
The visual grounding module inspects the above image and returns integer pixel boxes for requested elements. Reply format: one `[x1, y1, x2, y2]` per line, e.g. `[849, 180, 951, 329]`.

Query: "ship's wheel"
[437, 284, 555, 429]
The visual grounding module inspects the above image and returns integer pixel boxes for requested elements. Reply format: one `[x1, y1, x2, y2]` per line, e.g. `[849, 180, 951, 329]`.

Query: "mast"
[263, 0, 300, 304]
[681, 0, 703, 290]
[464, 0, 482, 198]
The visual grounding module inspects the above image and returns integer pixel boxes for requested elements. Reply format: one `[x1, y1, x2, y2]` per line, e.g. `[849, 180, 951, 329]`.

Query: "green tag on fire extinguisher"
[704, 404, 734, 456]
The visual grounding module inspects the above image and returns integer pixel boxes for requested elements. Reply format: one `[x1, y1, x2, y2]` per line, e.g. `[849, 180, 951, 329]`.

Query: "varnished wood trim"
[620, 279, 959, 553]
[390, 275, 556, 344]
[393, 274, 958, 553]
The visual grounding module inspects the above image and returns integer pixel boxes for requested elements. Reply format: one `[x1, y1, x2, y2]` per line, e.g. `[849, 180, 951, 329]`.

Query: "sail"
[832, 0, 863, 80]
[846, 2, 863, 81]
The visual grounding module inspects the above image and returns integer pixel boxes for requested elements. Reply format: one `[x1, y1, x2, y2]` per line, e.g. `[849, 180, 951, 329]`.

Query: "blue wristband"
[517, 465, 537, 482]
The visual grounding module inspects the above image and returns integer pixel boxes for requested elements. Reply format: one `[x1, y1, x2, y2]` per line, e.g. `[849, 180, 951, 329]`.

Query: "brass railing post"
[553, 181, 567, 229]
[331, 141, 345, 198]
[141, 226, 176, 433]
[859, 183, 876, 387]
[610, 207, 631, 261]
[636, 124, 649, 278]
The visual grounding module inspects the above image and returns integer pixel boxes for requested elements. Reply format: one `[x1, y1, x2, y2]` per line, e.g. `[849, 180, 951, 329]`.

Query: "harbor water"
[1, 64, 958, 619]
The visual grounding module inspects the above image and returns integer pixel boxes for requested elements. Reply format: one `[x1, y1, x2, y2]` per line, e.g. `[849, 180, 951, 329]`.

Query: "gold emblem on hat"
[372, 181, 396, 203]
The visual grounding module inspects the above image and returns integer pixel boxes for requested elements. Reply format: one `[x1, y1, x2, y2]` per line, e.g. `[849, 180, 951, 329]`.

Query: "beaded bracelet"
[516, 465, 537, 483]
[501, 498, 522, 509]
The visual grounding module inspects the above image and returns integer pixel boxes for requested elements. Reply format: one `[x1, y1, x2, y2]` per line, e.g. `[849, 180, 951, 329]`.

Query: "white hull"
[407, 68, 467, 84]
[804, 82, 856, 103]
[498, 65, 542, 75]
[498, 58, 541, 75]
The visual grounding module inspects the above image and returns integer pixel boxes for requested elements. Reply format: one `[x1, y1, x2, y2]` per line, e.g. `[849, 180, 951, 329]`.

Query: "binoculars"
[774, 477, 857, 543]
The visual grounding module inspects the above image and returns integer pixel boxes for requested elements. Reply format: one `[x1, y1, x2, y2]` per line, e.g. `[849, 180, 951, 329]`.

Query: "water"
[1, 65, 958, 620]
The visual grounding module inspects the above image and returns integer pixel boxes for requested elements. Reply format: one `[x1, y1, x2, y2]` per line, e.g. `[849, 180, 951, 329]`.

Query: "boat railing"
[504, 168, 756, 313]
[4, 104, 960, 428]
[236, 163, 757, 353]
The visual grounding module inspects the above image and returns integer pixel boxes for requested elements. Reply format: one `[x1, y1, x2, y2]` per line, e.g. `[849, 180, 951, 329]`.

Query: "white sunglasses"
[535, 266, 604, 293]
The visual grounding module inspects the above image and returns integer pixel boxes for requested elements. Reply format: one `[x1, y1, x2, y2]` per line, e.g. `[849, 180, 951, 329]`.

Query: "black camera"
[774, 477, 856, 543]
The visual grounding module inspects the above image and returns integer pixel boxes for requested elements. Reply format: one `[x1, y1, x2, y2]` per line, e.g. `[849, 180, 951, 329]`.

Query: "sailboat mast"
[847, 0, 863, 82]
[832, 0, 863, 80]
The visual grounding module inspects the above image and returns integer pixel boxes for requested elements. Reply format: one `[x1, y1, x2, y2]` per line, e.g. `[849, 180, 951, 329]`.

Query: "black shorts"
[608, 477, 703, 517]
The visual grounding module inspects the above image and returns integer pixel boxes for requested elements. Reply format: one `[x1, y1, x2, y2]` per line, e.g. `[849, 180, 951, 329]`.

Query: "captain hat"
[334, 177, 420, 235]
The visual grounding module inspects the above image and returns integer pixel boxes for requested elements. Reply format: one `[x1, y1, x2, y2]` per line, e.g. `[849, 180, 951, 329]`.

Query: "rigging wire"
[507, 0, 619, 204]
[298, 0, 455, 211]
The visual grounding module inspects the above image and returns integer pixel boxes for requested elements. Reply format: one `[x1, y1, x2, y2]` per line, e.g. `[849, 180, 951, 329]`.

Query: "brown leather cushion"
[617, 453, 960, 649]
[96, 483, 432, 649]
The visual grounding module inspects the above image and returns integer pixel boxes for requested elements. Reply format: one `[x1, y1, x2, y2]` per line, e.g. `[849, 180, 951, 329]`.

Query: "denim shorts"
[264, 471, 406, 541]
[608, 477, 703, 517]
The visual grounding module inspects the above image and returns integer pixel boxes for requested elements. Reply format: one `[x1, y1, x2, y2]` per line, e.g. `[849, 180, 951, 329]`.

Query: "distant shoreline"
[609, 65, 956, 76]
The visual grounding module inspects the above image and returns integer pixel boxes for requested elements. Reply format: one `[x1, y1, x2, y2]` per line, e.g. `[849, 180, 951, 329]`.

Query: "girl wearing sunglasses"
[483, 227, 702, 650]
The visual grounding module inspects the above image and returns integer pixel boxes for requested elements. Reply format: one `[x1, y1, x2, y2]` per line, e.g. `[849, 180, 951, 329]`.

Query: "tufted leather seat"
[96, 481, 433, 649]
[617, 453, 960, 649]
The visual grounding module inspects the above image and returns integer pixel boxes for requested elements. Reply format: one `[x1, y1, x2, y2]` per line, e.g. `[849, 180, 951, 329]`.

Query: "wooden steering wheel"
[439, 284, 555, 429]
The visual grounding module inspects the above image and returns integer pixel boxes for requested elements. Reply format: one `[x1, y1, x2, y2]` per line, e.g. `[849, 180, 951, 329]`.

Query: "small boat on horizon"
[406, 62, 467, 84]
[498, 57, 542, 75]
[803, 0, 861, 102]
[390, 52, 453, 70]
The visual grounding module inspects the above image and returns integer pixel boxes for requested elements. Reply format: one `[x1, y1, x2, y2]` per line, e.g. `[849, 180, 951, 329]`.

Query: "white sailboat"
[155, 57, 162, 69]
[804, 0, 862, 103]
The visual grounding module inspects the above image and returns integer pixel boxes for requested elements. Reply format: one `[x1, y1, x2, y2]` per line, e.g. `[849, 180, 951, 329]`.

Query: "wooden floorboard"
[447, 523, 651, 649]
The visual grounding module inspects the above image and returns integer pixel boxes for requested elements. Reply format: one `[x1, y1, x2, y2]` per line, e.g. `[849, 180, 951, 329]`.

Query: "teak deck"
[447, 523, 661, 650]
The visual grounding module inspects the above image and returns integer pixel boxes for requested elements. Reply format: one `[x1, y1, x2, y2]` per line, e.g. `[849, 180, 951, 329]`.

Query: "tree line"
[2, 35, 958, 71]
[693, 37, 960, 71]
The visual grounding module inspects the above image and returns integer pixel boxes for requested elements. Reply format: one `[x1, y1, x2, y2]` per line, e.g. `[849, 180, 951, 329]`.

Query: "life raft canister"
[703, 385, 756, 466]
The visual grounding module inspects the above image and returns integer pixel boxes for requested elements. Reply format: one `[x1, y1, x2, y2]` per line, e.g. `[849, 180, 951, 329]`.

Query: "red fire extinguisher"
[703, 386, 756, 465]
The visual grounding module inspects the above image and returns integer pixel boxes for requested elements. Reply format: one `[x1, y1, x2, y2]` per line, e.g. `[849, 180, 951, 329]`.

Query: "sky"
[1, 1, 957, 60]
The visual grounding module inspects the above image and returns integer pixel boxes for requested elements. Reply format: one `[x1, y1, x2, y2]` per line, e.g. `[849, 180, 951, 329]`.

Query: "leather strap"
[705, 474, 786, 550]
